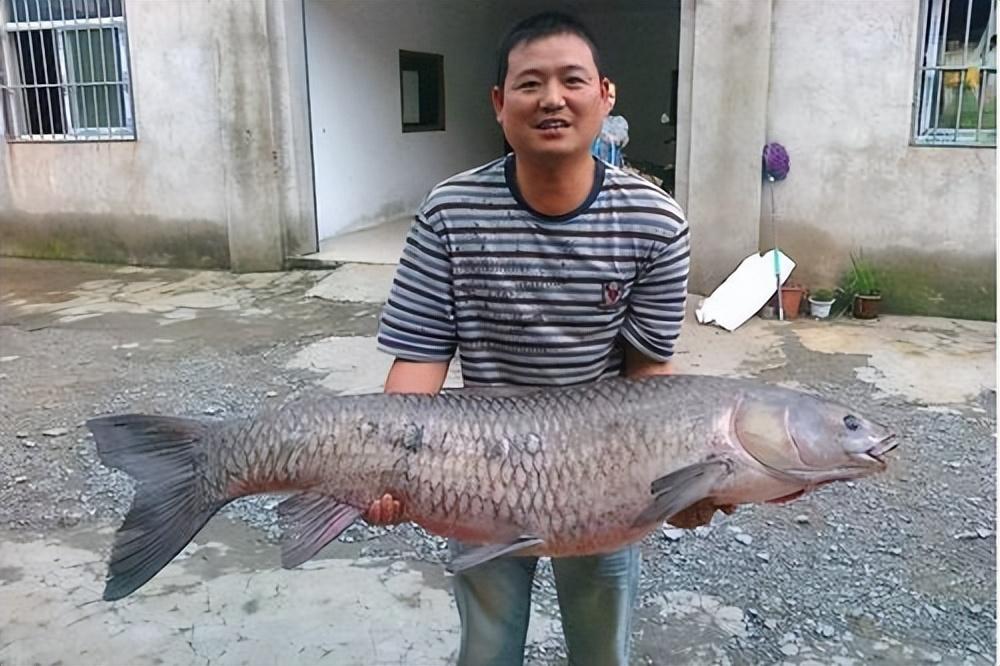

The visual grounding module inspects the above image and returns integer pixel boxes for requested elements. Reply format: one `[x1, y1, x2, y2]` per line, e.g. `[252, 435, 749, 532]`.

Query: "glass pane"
[65, 27, 123, 130]
[937, 68, 996, 131]
[6, 0, 123, 22]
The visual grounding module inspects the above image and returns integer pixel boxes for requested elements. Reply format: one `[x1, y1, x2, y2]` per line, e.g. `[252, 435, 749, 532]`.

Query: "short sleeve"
[620, 222, 690, 361]
[376, 213, 458, 361]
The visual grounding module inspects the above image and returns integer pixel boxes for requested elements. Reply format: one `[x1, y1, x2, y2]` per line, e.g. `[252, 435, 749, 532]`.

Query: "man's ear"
[600, 77, 612, 114]
[491, 86, 504, 122]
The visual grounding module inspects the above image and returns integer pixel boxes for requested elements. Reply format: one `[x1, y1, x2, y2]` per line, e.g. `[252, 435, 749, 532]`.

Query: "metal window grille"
[914, 0, 996, 146]
[0, 0, 135, 142]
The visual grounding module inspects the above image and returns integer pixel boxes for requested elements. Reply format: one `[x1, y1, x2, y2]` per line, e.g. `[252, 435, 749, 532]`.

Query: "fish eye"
[843, 415, 861, 431]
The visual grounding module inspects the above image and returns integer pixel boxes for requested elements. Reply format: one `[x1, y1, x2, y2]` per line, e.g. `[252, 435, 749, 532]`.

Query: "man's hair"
[495, 11, 603, 88]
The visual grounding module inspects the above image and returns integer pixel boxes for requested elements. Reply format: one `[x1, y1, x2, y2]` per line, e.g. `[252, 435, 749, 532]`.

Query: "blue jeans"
[451, 542, 641, 666]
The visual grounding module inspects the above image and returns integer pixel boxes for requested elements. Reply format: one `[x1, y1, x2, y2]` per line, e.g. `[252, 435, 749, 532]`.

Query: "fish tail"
[88, 414, 226, 601]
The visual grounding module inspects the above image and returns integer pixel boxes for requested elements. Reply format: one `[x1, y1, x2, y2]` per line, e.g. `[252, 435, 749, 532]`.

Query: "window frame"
[0, 1, 136, 142]
[399, 49, 445, 134]
[911, 0, 996, 148]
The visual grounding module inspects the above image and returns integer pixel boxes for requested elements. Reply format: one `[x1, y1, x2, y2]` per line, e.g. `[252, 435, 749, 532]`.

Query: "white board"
[695, 249, 795, 332]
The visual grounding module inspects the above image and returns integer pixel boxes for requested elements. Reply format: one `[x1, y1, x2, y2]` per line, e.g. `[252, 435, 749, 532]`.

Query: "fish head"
[733, 390, 897, 484]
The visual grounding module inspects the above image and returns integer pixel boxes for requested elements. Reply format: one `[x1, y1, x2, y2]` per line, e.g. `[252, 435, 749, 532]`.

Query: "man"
[367, 11, 717, 665]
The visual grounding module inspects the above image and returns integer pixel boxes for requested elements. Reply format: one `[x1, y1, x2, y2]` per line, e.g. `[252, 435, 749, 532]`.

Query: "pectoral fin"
[446, 536, 544, 573]
[632, 460, 730, 528]
[279, 492, 362, 568]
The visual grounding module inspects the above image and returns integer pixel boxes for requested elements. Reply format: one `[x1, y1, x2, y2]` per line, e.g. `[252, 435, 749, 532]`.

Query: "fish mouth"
[864, 434, 898, 465]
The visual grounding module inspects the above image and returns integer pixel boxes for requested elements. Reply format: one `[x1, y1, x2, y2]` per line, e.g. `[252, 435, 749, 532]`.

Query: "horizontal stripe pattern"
[378, 155, 689, 386]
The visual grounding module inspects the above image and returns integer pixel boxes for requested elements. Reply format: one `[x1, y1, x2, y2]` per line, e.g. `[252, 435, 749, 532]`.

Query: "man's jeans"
[451, 542, 641, 666]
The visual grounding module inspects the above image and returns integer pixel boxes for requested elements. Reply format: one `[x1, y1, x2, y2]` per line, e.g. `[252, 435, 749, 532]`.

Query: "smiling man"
[372, 12, 694, 666]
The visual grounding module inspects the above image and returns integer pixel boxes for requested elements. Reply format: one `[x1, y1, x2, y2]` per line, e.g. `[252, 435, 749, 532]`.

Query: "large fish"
[88, 375, 897, 601]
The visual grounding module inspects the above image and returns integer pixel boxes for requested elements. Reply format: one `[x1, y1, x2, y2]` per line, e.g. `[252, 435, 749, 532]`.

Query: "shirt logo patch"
[599, 281, 623, 308]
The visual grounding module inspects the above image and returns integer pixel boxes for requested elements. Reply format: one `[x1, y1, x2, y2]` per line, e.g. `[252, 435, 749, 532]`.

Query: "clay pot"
[853, 294, 881, 319]
[778, 285, 806, 320]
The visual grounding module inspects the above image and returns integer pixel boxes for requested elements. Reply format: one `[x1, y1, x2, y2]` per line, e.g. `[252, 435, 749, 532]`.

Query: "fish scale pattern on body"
[218, 379, 710, 555]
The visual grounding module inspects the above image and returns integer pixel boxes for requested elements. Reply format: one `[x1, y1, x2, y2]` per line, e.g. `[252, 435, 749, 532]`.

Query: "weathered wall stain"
[758, 223, 996, 321]
[0, 214, 230, 268]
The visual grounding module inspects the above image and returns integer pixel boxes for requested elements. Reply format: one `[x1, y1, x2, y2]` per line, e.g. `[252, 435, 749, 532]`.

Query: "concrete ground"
[0, 257, 995, 666]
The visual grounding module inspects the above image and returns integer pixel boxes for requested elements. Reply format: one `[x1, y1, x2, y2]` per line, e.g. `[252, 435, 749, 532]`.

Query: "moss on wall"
[876, 257, 996, 321]
[0, 214, 230, 269]
[759, 226, 996, 321]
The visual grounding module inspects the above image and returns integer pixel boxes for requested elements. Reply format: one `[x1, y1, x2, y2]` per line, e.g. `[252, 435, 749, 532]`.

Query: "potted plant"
[838, 252, 882, 319]
[807, 288, 836, 319]
[779, 283, 807, 320]
[767, 283, 806, 320]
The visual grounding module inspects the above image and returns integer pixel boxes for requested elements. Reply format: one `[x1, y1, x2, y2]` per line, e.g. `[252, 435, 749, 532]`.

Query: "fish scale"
[86, 374, 896, 600]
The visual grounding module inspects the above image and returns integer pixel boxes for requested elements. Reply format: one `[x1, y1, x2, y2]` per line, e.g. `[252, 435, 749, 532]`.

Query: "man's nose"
[539, 81, 566, 110]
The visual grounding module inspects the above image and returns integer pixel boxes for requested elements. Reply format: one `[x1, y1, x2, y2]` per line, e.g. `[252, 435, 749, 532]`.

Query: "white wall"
[675, 0, 774, 294]
[305, 0, 503, 240]
[0, 0, 292, 271]
[763, 0, 995, 317]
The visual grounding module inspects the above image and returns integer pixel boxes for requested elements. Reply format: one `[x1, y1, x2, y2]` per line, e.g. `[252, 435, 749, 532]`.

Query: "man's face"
[492, 33, 610, 165]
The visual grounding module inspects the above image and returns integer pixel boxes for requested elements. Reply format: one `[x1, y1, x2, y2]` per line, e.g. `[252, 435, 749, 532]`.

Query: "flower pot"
[808, 297, 835, 319]
[778, 286, 806, 320]
[853, 294, 881, 319]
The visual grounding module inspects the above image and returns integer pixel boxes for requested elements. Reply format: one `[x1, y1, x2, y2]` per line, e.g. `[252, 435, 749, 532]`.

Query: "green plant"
[839, 252, 881, 298]
[810, 288, 835, 302]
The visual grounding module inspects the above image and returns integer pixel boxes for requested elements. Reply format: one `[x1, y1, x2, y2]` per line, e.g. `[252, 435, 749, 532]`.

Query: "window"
[914, 0, 996, 146]
[399, 50, 444, 133]
[0, 0, 135, 141]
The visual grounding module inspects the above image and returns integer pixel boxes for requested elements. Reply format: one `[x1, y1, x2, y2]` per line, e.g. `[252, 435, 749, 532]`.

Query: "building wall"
[305, 0, 503, 240]
[762, 0, 996, 319]
[0, 0, 292, 271]
[675, 0, 774, 295]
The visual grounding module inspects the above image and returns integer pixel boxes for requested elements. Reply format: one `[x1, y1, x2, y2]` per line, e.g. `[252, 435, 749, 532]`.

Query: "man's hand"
[668, 498, 736, 529]
[364, 493, 404, 525]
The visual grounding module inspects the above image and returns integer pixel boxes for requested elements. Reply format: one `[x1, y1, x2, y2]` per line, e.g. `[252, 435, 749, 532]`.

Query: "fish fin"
[633, 460, 729, 528]
[446, 536, 544, 573]
[279, 492, 363, 569]
[87, 415, 225, 601]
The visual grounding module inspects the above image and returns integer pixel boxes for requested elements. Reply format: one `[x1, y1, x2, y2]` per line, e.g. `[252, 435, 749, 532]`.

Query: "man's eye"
[517, 81, 540, 90]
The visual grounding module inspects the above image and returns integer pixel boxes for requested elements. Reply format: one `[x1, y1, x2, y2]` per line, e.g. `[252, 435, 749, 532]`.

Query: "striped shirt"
[377, 154, 690, 387]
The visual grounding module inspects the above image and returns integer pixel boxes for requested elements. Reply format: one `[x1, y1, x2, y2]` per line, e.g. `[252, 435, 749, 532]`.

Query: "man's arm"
[383, 358, 450, 394]
[623, 343, 674, 378]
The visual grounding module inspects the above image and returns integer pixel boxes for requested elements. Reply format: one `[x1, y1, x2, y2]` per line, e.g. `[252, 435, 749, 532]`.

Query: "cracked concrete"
[793, 316, 995, 405]
[0, 521, 532, 666]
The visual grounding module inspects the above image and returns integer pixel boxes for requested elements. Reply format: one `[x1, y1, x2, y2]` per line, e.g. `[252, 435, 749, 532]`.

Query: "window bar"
[919, 0, 944, 138]
[0, 2, 10, 137]
[932, 0, 952, 138]
[36, 0, 58, 139]
[7, 0, 32, 137]
[952, 0, 975, 136]
[118, 2, 138, 139]
[21, 1, 46, 139]
[114, 27, 126, 134]
[95, 0, 108, 137]
[79, 0, 101, 139]
[974, 70, 988, 142]
[975, 1, 995, 143]
[56, 0, 74, 136]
